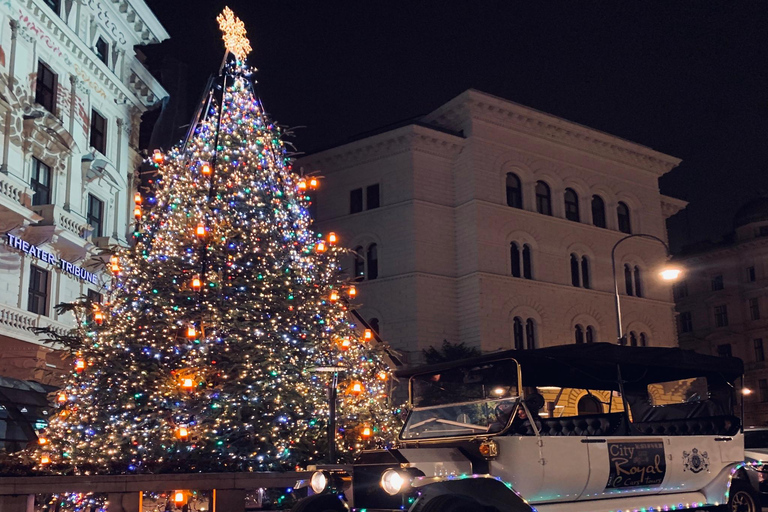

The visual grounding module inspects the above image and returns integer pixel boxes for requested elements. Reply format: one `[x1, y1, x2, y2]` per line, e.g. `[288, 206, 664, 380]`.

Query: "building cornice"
[676, 237, 768, 262]
[109, 0, 170, 45]
[660, 194, 688, 220]
[297, 124, 464, 173]
[422, 89, 682, 177]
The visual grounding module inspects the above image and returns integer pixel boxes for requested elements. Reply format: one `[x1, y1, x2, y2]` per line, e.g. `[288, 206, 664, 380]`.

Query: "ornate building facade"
[0, 0, 167, 386]
[299, 89, 686, 365]
[674, 197, 768, 426]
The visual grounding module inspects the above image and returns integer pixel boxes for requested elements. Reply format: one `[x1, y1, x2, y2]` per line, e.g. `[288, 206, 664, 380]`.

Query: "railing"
[0, 172, 27, 206]
[31, 205, 91, 239]
[0, 303, 70, 342]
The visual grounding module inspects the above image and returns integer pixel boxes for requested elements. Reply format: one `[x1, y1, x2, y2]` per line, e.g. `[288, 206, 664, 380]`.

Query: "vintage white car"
[292, 343, 758, 512]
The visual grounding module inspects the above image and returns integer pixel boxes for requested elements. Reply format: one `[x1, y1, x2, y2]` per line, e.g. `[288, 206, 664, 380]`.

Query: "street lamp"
[611, 234, 683, 345]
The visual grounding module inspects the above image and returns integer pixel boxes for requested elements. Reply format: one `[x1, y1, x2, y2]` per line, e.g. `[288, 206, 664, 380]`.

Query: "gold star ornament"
[217, 7, 252, 61]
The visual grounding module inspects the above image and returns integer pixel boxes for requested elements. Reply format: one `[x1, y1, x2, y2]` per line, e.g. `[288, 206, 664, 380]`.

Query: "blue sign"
[6, 233, 99, 285]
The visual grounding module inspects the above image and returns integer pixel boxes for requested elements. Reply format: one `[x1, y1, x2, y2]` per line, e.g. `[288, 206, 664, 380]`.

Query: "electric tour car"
[292, 343, 758, 512]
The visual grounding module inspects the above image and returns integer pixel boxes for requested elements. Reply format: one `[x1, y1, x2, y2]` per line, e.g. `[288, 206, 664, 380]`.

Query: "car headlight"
[310, 470, 330, 494]
[380, 468, 407, 495]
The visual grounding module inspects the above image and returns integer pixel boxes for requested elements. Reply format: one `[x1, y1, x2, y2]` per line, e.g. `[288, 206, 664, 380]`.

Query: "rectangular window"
[711, 274, 724, 291]
[30, 158, 52, 206]
[87, 289, 102, 304]
[760, 379, 768, 402]
[87, 194, 104, 238]
[350, 188, 363, 214]
[717, 343, 732, 358]
[43, 0, 60, 14]
[679, 311, 693, 333]
[755, 339, 765, 363]
[714, 304, 728, 327]
[27, 265, 49, 316]
[748, 266, 757, 282]
[366, 184, 380, 210]
[673, 280, 688, 300]
[90, 110, 107, 154]
[35, 61, 57, 113]
[95, 37, 108, 65]
[750, 298, 761, 321]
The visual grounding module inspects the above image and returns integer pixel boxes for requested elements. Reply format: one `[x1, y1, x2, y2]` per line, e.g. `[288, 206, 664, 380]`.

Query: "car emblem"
[682, 448, 709, 473]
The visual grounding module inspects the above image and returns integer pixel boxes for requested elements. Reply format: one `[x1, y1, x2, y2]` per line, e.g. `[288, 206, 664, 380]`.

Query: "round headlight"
[380, 468, 406, 495]
[310, 470, 329, 494]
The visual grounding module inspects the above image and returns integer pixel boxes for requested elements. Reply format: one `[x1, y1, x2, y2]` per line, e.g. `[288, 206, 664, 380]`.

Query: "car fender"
[408, 475, 533, 512]
[701, 461, 761, 505]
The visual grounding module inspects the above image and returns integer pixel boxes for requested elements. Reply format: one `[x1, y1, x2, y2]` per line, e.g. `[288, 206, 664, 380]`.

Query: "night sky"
[142, 1, 768, 250]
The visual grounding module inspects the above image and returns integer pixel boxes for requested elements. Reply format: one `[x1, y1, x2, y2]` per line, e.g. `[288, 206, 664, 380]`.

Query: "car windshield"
[401, 397, 519, 440]
[402, 358, 519, 440]
[746, 430, 768, 449]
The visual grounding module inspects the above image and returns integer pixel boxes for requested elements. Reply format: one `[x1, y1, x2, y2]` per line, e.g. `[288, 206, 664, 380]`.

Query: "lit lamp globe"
[658, 267, 682, 281]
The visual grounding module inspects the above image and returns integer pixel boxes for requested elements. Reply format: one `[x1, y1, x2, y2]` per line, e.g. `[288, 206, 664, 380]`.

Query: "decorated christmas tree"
[25, 8, 398, 474]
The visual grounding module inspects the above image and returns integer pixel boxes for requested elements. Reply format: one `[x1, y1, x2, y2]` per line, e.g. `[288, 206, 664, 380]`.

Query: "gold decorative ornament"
[217, 7, 252, 61]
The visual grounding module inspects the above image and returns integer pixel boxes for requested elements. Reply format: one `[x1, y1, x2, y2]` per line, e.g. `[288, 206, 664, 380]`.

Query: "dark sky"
[142, 1, 768, 250]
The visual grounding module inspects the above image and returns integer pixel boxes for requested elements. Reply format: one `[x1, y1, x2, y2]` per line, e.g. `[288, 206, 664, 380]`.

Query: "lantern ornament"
[57, 392, 67, 403]
[182, 378, 194, 390]
[328, 232, 338, 245]
[134, 192, 142, 205]
[38, 436, 48, 445]
[297, 179, 307, 191]
[348, 286, 357, 298]
[186, 325, 197, 338]
[40, 454, 51, 465]
[196, 223, 206, 237]
[152, 150, 163, 163]
[192, 277, 202, 290]
[361, 426, 372, 438]
[309, 177, 319, 189]
[346, 381, 364, 396]
[134, 206, 142, 219]
[110, 255, 120, 273]
[377, 371, 388, 381]
[174, 491, 186, 505]
[75, 359, 86, 372]
[329, 290, 339, 302]
[94, 308, 104, 325]
[201, 162, 212, 175]
[177, 426, 189, 441]
[363, 329, 373, 341]
[316, 241, 327, 253]
[337, 337, 352, 351]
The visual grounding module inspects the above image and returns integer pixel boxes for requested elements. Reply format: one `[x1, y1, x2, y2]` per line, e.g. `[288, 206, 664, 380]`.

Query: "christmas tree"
[25, 8, 398, 475]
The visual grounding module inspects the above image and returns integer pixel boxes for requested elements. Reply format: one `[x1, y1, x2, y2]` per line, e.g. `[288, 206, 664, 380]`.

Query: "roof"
[395, 343, 743, 390]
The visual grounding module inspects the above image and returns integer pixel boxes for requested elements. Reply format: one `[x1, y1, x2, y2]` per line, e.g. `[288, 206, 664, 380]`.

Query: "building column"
[213, 489, 246, 512]
[107, 492, 141, 512]
[63, 75, 78, 211]
[0, 494, 34, 512]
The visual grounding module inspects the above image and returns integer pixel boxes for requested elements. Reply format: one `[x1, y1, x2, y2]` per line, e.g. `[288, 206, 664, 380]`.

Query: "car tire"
[291, 493, 348, 512]
[725, 480, 760, 512]
[419, 494, 487, 512]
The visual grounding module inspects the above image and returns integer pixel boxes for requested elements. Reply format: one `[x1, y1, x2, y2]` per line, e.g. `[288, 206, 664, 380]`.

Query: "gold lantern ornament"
[152, 150, 163, 163]
[346, 381, 365, 396]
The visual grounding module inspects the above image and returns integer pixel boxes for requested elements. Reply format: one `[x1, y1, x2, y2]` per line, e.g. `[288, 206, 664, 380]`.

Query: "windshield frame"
[400, 357, 523, 442]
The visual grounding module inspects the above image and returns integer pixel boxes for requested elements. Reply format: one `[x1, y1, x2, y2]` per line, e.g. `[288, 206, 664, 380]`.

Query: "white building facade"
[674, 198, 768, 426]
[299, 90, 686, 363]
[0, 0, 167, 384]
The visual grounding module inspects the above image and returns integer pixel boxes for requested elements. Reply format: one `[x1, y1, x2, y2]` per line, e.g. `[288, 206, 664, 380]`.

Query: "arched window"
[513, 317, 524, 350]
[617, 202, 631, 234]
[575, 324, 584, 344]
[624, 264, 634, 296]
[367, 244, 378, 280]
[511, 242, 521, 278]
[369, 318, 379, 334]
[522, 244, 532, 280]
[578, 395, 603, 414]
[353, 246, 364, 279]
[535, 181, 552, 216]
[629, 331, 638, 347]
[634, 266, 643, 298]
[506, 173, 522, 209]
[640, 332, 648, 347]
[581, 256, 590, 289]
[564, 188, 580, 222]
[570, 253, 580, 287]
[591, 195, 606, 228]
[586, 325, 595, 343]
[525, 319, 536, 350]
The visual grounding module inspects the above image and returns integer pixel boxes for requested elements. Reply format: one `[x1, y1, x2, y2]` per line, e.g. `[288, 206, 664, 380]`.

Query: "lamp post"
[611, 234, 682, 345]
[311, 366, 346, 464]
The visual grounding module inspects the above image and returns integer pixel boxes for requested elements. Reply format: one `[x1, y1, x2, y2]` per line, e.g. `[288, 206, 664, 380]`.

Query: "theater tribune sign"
[6, 233, 99, 285]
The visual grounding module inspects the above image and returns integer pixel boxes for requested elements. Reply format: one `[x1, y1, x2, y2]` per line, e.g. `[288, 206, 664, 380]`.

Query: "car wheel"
[726, 480, 760, 512]
[291, 493, 348, 512]
[419, 494, 486, 512]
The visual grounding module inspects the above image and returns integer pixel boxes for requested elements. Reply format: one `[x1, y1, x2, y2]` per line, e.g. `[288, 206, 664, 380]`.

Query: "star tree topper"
[217, 6, 252, 61]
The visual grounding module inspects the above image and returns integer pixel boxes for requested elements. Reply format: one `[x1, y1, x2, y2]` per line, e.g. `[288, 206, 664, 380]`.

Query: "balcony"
[0, 173, 39, 232]
[28, 205, 94, 261]
[0, 303, 70, 347]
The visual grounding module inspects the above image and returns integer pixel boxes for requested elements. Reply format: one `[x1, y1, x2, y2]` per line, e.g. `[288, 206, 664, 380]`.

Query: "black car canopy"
[396, 343, 744, 392]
